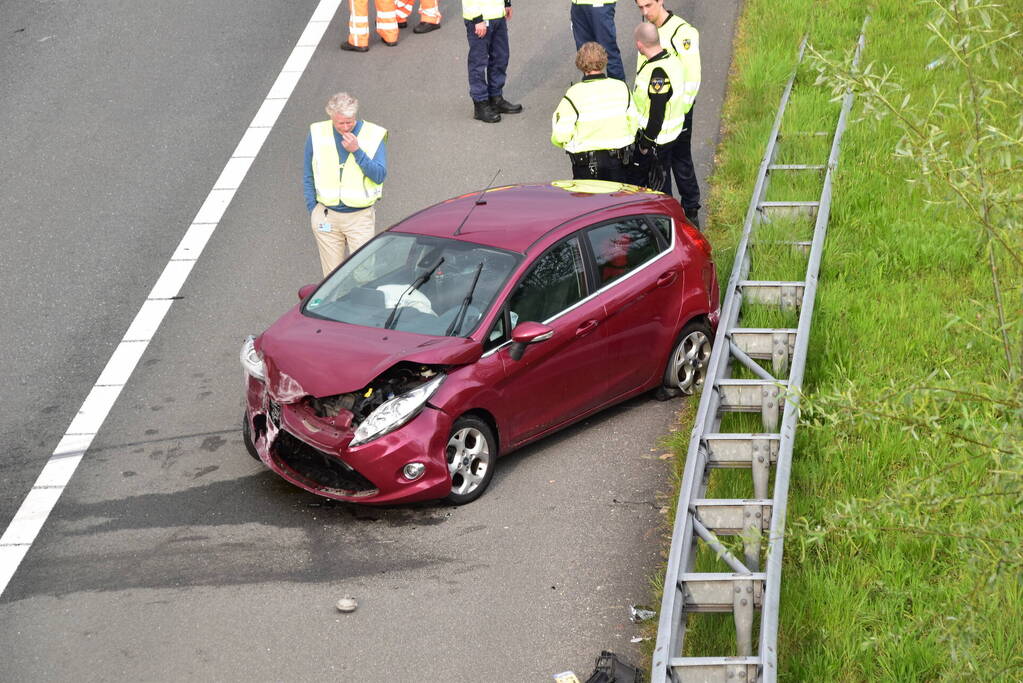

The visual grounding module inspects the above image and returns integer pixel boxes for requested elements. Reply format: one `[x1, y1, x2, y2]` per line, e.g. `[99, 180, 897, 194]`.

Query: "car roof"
[388, 181, 670, 254]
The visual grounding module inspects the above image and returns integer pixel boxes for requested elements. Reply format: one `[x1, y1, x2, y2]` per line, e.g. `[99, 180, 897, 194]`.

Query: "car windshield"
[304, 233, 520, 336]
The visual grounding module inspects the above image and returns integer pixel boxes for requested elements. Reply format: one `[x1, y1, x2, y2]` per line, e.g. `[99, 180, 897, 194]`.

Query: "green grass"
[650, 0, 1023, 678]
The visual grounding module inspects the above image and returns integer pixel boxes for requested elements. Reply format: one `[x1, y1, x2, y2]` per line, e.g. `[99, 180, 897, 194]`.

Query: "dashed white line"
[0, 0, 343, 597]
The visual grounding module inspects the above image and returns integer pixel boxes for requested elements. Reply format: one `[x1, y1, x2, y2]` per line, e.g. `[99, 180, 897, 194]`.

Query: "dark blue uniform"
[570, 1, 625, 81]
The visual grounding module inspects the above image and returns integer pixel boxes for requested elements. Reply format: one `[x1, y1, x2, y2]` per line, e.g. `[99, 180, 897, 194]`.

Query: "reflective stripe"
[349, 26, 370, 34]
[551, 78, 638, 154]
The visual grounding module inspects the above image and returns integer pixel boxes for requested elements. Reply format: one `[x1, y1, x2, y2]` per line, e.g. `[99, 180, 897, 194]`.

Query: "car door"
[489, 236, 610, 446]
[584, 215, 685, 398]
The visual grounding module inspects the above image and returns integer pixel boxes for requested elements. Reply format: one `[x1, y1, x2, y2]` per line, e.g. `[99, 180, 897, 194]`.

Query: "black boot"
[489, 95, 522, 114]
[683, 206, 701, 228]
[473, 100, 501, 123]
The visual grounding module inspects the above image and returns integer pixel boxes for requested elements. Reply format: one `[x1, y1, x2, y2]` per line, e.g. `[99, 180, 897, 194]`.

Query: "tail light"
[679, 219, 712, 258]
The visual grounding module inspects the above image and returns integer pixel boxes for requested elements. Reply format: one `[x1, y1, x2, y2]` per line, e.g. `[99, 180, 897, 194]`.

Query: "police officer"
[635, 0, 701, 225]
[569, 0, 625, 81]
[631, 22, 687, 194]
[463, 0, 523, 123]
[303, 92, 388, 277]
[551, 42, 637, 182]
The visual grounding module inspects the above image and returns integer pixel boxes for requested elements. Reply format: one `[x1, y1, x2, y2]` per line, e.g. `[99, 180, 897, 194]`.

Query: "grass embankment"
[653, 0, 1022, 679]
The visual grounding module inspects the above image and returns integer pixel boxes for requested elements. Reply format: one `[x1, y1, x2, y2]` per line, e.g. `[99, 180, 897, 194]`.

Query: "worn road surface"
[0, 1, 741, 680]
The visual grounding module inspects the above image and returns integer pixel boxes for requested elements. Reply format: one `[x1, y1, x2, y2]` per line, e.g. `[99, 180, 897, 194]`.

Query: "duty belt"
[568, 145, 634, 171]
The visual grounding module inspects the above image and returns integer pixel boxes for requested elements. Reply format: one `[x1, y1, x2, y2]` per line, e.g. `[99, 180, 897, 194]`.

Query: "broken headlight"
[350, 374, 444, 446]
[240, 335, 266, 382]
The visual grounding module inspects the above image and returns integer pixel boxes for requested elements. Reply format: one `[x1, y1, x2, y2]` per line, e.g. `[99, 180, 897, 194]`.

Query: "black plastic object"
[583, 651, 644, 683]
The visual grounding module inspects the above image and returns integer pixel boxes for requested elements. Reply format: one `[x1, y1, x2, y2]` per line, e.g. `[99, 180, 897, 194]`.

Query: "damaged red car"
[241, 181, 719, 505]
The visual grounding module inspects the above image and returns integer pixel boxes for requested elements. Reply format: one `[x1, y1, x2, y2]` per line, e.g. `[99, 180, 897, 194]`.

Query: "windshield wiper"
[444, 261, 485, 337]
[384, 256, 445, 330]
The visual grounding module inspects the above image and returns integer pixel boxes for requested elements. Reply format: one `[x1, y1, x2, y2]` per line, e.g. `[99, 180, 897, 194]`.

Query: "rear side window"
[508, 238, 586, 325]
[585, 218, 661, 286]
[650, 215, 673, 245]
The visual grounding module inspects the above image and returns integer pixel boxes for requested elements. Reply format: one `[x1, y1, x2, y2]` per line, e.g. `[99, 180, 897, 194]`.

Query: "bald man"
[630, 22, 688, 196]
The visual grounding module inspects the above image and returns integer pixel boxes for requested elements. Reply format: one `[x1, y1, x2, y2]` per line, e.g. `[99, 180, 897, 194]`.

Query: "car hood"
[257, 307, 483, 399]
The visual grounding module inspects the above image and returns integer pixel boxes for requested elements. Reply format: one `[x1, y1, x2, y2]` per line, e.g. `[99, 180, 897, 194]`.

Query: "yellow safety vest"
[633, 53, 688, 145]
[638, 13, 701, 108]
[309, 120, 387, 209]
[462, 0, 506, 21]
[551, 77, 637, 153]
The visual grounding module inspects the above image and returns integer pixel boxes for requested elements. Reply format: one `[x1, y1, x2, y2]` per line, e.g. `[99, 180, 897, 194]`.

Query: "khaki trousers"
[310, 203, 376, 276]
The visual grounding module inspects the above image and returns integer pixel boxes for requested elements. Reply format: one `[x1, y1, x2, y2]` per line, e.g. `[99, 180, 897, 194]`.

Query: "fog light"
[402, 463, 426, 481]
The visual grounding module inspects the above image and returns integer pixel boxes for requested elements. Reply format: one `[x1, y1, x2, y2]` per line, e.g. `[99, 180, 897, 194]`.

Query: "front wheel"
[444, 416, 497, 505]
[656, 320, 713, 400]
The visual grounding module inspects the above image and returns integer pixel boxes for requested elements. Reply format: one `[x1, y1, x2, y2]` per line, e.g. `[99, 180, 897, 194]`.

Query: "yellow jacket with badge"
[633, 51, 688, 146]
[638, 12, 700, 108]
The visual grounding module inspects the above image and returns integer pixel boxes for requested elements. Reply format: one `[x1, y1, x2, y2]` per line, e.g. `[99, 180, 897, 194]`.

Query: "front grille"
[272, 430, 376, 494]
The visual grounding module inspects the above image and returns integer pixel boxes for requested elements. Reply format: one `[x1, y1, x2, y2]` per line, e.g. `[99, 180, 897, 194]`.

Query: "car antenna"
[454, 169, 501, 236]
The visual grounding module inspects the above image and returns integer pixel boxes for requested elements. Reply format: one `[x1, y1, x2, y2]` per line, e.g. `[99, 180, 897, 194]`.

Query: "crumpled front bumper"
[244, 376, 455, 504]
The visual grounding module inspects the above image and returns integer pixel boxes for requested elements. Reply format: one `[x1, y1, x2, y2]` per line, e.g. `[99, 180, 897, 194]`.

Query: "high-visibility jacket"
[309, 120, 387, 208]
[638, 12, 700, 108]
[462, 0, 507, 22]
[551, 76, 637, 153]
[633, 52, 688, 145]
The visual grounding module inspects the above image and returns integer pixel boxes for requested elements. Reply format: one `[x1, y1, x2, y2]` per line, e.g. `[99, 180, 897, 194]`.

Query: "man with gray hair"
[303, 92, 388, 276]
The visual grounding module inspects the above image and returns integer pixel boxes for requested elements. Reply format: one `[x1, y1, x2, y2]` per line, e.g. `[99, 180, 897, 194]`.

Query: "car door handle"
[576, 319, 600, 337]
[657, 271, 678, 287]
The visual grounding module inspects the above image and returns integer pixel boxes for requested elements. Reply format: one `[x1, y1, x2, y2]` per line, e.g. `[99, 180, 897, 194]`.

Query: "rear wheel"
[657, 320, 713, 400]
[444, 416, 497, 505]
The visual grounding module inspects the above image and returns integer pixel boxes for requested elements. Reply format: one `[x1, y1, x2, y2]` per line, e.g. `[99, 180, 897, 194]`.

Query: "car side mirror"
[297, 284, 317, 301]
[508, 322, 554, 361]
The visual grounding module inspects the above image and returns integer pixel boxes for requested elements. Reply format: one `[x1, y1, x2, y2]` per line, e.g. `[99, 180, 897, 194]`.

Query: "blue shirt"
[303, 120, 388, 213]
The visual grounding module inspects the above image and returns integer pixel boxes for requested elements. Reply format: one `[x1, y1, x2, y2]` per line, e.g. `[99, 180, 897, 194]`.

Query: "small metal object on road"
[553, 673, 581, 683]
[336, 596, 358, 613]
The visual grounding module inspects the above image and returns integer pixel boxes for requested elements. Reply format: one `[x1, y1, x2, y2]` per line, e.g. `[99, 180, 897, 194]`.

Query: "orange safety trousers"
[347, 0, 399, 47]
[394, 0, 441, 25]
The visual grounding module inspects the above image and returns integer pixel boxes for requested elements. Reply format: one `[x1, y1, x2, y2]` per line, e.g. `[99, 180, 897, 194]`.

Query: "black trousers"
[627, 140, 674, 193]
[666, 106, 700, 215]
[569, 150, 628, 183]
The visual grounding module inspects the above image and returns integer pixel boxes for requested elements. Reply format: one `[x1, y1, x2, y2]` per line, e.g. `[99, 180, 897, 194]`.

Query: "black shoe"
[398, 21, 408, 29]
[489, 96, 523, 114]
[340, 41, 368, 52]
[683, 207, 701, 228]
[382, 38, 398, 47]
[413, 21, 441, 33]
[473, 101, 501, 123]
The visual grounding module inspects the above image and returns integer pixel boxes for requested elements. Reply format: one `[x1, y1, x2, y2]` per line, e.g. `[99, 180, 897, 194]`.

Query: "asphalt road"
[0, 1, 741, 680]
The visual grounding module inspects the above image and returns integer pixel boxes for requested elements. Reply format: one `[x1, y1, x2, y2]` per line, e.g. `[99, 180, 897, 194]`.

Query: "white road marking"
[0, 0, 343, 597]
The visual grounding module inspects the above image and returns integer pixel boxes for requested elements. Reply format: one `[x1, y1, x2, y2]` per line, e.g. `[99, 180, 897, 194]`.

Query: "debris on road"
[335, 596, 358, 613]
[629, 605, 655, 623]
[581, 651, 644, 682]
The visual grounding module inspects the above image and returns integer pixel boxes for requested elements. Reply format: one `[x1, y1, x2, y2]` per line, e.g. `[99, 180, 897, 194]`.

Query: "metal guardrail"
[651, 20, 869, 683]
